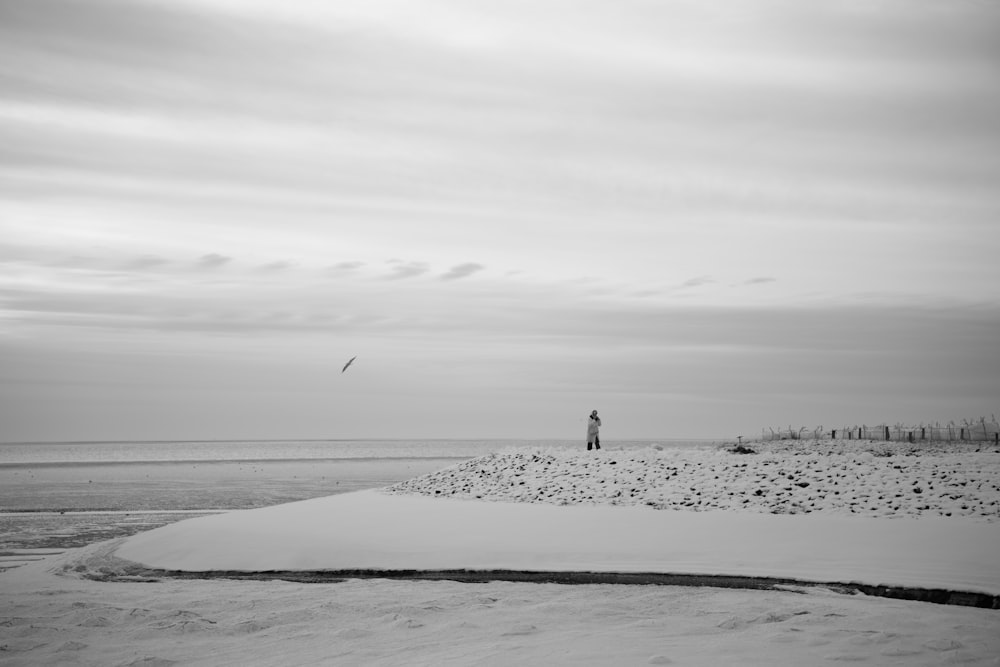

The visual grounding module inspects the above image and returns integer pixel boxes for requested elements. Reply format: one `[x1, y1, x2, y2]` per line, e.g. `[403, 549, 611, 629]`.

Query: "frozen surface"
[3, 439, 999, 666]
[118, 440, 1000, 593]
[116, 488, 1000, 594]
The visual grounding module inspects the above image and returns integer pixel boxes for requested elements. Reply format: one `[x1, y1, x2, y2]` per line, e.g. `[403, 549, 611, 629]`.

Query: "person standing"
[587, 410, 602, 450]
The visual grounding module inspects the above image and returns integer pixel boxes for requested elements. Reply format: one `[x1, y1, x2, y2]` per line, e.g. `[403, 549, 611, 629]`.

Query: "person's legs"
[587, 441, 593, 450]
[595, 436, 600, 450]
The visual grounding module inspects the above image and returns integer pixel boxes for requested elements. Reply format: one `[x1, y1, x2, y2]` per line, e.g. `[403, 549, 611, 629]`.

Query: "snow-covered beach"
[386, 439, 1000, 519]
[3, 439, 999, 665]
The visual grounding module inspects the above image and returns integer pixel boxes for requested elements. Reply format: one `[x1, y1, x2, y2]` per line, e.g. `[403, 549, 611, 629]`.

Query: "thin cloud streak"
[2, 0, 997, 296]
[441, 263, 485, 281]
[680, 276, 714, 289]
[384, 261, 431, 281]
[195, 254, 232, 270]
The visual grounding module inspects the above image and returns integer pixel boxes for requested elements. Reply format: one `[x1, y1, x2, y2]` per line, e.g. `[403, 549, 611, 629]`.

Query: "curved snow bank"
[116, 489, 1000, 595]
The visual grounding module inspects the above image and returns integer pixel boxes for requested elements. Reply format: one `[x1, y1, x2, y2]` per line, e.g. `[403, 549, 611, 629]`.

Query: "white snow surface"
[5, 545, 999, 666]
[117, 440, 1000, 594]
[4, 440, 1000, 666]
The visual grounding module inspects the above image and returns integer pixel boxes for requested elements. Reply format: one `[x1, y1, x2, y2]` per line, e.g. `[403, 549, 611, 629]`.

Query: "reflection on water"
[0, 511, 222, 550]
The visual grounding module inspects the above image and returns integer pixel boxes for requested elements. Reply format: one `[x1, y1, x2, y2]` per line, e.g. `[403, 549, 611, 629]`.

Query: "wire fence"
[760, 420, 1000, 444]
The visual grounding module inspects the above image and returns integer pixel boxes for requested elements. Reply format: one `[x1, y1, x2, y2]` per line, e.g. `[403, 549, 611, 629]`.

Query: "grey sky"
[1, 0, 998, 441]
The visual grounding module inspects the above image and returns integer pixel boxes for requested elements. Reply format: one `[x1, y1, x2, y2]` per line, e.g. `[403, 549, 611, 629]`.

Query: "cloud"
[385, 260, 430, 280]
[441, 262, 484, 281]
[121, 254, 170, 270]
[3, 259, 998, 440]
[330, 261, 364, 272]
[256, 260, 293, 272]
[2, 0, 999, 442]
[195, 253, 232, 270]
[680, 275, 714, 289]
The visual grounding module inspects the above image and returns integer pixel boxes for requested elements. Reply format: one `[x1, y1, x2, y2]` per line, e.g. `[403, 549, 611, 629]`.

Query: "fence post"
[907, 431, 914, 443]
[960, 427, 965, 441]
[921, 427, 926, 440]
[884, 426, 890, 440]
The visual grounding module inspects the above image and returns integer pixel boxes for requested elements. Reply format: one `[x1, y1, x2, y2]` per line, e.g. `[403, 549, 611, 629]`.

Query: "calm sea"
[0, 439, 715, 552]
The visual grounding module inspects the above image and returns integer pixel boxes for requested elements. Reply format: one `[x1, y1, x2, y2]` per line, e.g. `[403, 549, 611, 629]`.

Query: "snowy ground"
[3, 545, 999, 667]
[2, 439, 999, 666]
[386, 440, 1000, 519]
[110, 488, 999, 596]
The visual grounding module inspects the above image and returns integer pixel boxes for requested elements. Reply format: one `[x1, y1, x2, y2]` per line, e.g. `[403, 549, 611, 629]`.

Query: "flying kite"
[342, 356, 357, 373]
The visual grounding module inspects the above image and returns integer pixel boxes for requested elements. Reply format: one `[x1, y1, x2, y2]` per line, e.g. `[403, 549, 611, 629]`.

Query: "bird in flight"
[342, 356, 357, 373]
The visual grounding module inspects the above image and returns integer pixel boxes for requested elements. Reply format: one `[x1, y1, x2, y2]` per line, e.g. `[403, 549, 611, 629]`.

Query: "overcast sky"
[1, 0, 998, 442]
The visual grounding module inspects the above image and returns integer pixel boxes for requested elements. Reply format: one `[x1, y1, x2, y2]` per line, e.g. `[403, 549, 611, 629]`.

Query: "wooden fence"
[761, 421, 1000, 444]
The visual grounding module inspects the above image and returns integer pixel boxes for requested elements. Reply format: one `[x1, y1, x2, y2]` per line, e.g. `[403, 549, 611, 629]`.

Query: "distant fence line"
[760, 422, 1000, 444]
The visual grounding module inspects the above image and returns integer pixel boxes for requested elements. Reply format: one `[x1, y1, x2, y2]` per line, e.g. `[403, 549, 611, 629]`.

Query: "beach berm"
[385, 439, 1000, 519]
